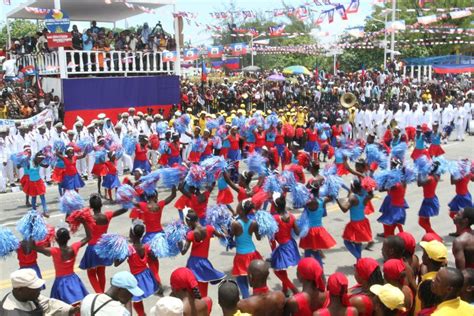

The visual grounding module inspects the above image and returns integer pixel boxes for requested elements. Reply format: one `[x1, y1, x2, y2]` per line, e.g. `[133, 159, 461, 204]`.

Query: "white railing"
[15, 50, 173, 76]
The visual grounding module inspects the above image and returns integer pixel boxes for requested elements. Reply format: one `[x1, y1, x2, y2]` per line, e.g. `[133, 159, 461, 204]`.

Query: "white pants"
[356, 126, 365, 140]
[455, 124, 464, 140]
[376, 125, 386, 141]
[0, 164, 6, 192]
[149, 150, 158, 168]
[122, 154, 133, 172]
[40, 166, 52, 182]
[463, 118, 470, 132]
[77, 157, 88, 176]
[5, 160, 15, 184]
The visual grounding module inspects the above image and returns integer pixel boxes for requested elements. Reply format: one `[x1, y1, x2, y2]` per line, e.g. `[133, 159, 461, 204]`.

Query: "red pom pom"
[361, 176, 377, 192]
[36, 225, 55, 247]
[251, 191, 269, 210]
[67, 208, 95, 233]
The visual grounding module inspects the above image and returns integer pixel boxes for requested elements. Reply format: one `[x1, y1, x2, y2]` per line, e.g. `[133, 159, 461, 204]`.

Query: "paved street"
[0, 137, 473, 314]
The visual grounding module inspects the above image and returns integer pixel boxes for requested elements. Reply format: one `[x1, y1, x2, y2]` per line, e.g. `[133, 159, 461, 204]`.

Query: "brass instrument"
[340, 92, 357, 109]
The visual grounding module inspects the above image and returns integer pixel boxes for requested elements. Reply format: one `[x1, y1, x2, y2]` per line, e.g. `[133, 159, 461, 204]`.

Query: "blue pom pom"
[148, 233, 170, 258]
[263, 174, 283, 193]
[319, 175, 344, 198]
[290, 183, 312, 208]
[296, 209, 310, 238]
[16, 210, 48, 241]
[184, 164, 207, 188]
[448, 159, 471, 180]
[348, 146, 363, 161]
[255, 210, 278, 239]
[281, 170, 296, 189]
[158, 141, 170, 155]
[402, 165, 417, 184]
[200, 156, 227, 182]
[158, 167, 184, 189]
[59, 190, 85, 214]
[116, 185, 137, 208]
[94, 150, 107, 163]
[414, 156, 432, 178]
[432, 156, 449, 175]
[322, 164, 337, 177]
[374, 169, 402, 190]
[206, 119, 220, 130]
[391, 142, 408, 161]
[264, 114, 279, 129]
[205, 205, 232, 234]
[174, 114, 190, 134]
[244, 153, 268, 176]
[0, 227, 19, 258]
[53, 140, 65, 153]
[122, 135, 137, 156]
[366, 144, 388, 169]
[156, 121, 168, 135]
[77, 139, 94, 155]
[164, 221, 188, 257]
[138, 170, 161, 195]
[95, 234, 129, 261]
[10, 152, 30, 168]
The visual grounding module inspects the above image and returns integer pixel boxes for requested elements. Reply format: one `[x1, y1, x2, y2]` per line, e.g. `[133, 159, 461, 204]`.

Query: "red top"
[255, 132, 265, 148]
[228, 135, 240, 150]
[127, 244, 151, 275]
[203, 140, 214, 156]
[423, 176, 438, 199]
[317, 308, 356, 316]
[186, 225, 215, 258]
[273, 213, 295, 245]
[50, 242, 82, 277]
[306, 129, 318, 142]
[169, 142, 180, 157]
[105, 161, 117, 176]
[17, 247, 38, 267]
[63, 156, 78, 176]
[137, 201, 166, 233]
[456, 176, 470, 195]
[293, 293, 312, 316]
[275, 130, 285, 145]
[135, 144, 148, 161]
[389, 183, 406, 207]
[332, 125, 343, 137]
[238, 187, 248, 202]
[190, 192, 210, 219]
[89, 211, 113, 245]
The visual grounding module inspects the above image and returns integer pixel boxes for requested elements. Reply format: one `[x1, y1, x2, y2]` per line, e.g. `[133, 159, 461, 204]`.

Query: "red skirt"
[22, 179, 46, 197]
[188, 151, 201, 163]
[158, 153, 169, 166]
[265, 141, 275, 148]
[52, 168, 64, 183]
[91, 163, 107, 177]
[428, 144, 445, 157]
[364, 200, 375, 215]
[20, 175, 28, 187]
[411, 148, 430, 160]
[336, 163, 350, 176]
[220, 148, 228, 158]
[299, 227, 336, 250]
[217, 188, 234, 204]
[342, 218, 372, 242]
[232, 251, 263, 276]
[174, 195, 190, 209]
[405, 127, 416, 141]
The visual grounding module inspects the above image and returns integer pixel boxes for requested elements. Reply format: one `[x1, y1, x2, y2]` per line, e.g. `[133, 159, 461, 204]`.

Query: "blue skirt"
[133, 159, 151, 174]
[20, 264, 44, 289]
[79, 244, 113, 269]
[186, 256, 225, 283]
[50, 273, 88, 304]
[271, 239, 301, 270]
[200, 154, 212, 162]
[379, 195, 391, 213]
[142, 231, 160, 244]
[228, 149, 241, 161]
[276, 144, 285, 157]
[102, 174, 121, 189]
[448, 193, 473, 212]
[419, 196, 440, 217]
[132, 268, 159, 302]
[378, 204, 408, 225]
[61, 174, 85, 190]
[168, 156, 182, 166]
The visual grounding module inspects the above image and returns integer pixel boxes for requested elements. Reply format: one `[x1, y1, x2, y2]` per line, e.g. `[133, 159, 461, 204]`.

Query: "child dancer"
[271, 194, 300, 295]
[58, 147, 86, 191]
[91, 137, 107, 196]
[79, 194, 128, 293]
[180, 210, 225, 297]
[133, 135, 151, 174]
[22, 152, 49, 217]
[299, 180, 336, 267]
[417, 162, 441, 239]
[428, 122, 445, 157]
[102, 151, 120, 201]
[411, 127, 430, 161]
[33, 222, 91, 305]
[448, 165, 473, 236]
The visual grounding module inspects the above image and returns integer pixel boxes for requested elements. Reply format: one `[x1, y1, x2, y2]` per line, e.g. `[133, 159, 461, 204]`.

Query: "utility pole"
[173, 4, 181, 76]
[383, 12, 387, 70]
[250, 34, 254, 67]
[54, 0, 67, 79]
[390, 0, 396, 61]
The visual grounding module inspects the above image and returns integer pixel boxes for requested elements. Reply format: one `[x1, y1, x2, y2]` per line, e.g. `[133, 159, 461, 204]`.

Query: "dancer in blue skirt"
[417, 161, 441, 240]
[180, 209, 225, 297]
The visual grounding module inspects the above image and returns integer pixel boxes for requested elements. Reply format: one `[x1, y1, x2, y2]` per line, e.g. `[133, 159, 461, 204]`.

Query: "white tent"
[7, 0, 176, 22]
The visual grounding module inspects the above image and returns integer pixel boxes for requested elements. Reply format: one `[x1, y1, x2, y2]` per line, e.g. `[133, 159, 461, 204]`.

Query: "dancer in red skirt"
[299, 180, 336, 267]
[102, 151, 121, 201]
[224, 170, 255, 203]
[285, 257, 329, 315]
[22, 152, 49, 217]
[411, 127, 430, 161]
[179, 183, 214, 226]
[91, 137, 108, 197]
[231, 200, 263, 299]
[336, 178, 373, 261]
[428, 122, 445, 157]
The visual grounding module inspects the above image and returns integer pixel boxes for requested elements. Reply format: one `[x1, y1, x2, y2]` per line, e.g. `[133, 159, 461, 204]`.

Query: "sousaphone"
[340, 92, 357, 109]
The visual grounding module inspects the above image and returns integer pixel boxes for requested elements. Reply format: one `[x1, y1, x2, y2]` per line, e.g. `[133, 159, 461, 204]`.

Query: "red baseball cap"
[170, 267, 198, 293]
[355, 258, 380, 281]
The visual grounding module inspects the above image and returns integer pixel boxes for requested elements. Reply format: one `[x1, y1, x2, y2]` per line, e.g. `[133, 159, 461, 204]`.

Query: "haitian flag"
[201, 62, 208, 82]
[335, 4, 347, 20]
[248, 27, 259, 37]
[327, 9, 335, 23]
[162, 50, 177, 62]
[183, 48, 199, 61]
[230, 43, 248, 56]
[211, 61, 224, 69]
[268, 24, 286, 37]
[346, 0, 360, 14]
[224, 58, 240, 70]
[314, 12, 326, 25]
[207, 45, 223, 58]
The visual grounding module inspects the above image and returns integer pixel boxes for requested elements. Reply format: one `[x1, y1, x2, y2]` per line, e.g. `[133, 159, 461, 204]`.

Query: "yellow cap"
[419, 240, 447, 262]
[240, 104, 246, 109]
[186, 108, 192, 113]
[370, 284, 405, 311]
[230, 110, 236, 114]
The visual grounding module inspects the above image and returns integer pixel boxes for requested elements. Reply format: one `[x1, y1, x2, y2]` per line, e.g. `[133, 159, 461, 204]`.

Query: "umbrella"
[267, 74, 286, 81]
[282, 65, 311, 76]
[242, 66, 261, 72]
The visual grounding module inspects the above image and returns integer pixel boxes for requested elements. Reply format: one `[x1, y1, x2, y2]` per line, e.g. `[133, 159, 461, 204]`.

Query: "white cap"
[97, 113, 106, 119]
[150, 297, 184, 316]
[11, 269, 45, 289]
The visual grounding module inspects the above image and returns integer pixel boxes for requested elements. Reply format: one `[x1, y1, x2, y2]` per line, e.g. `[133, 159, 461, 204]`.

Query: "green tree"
[0, 20, 40, 47]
